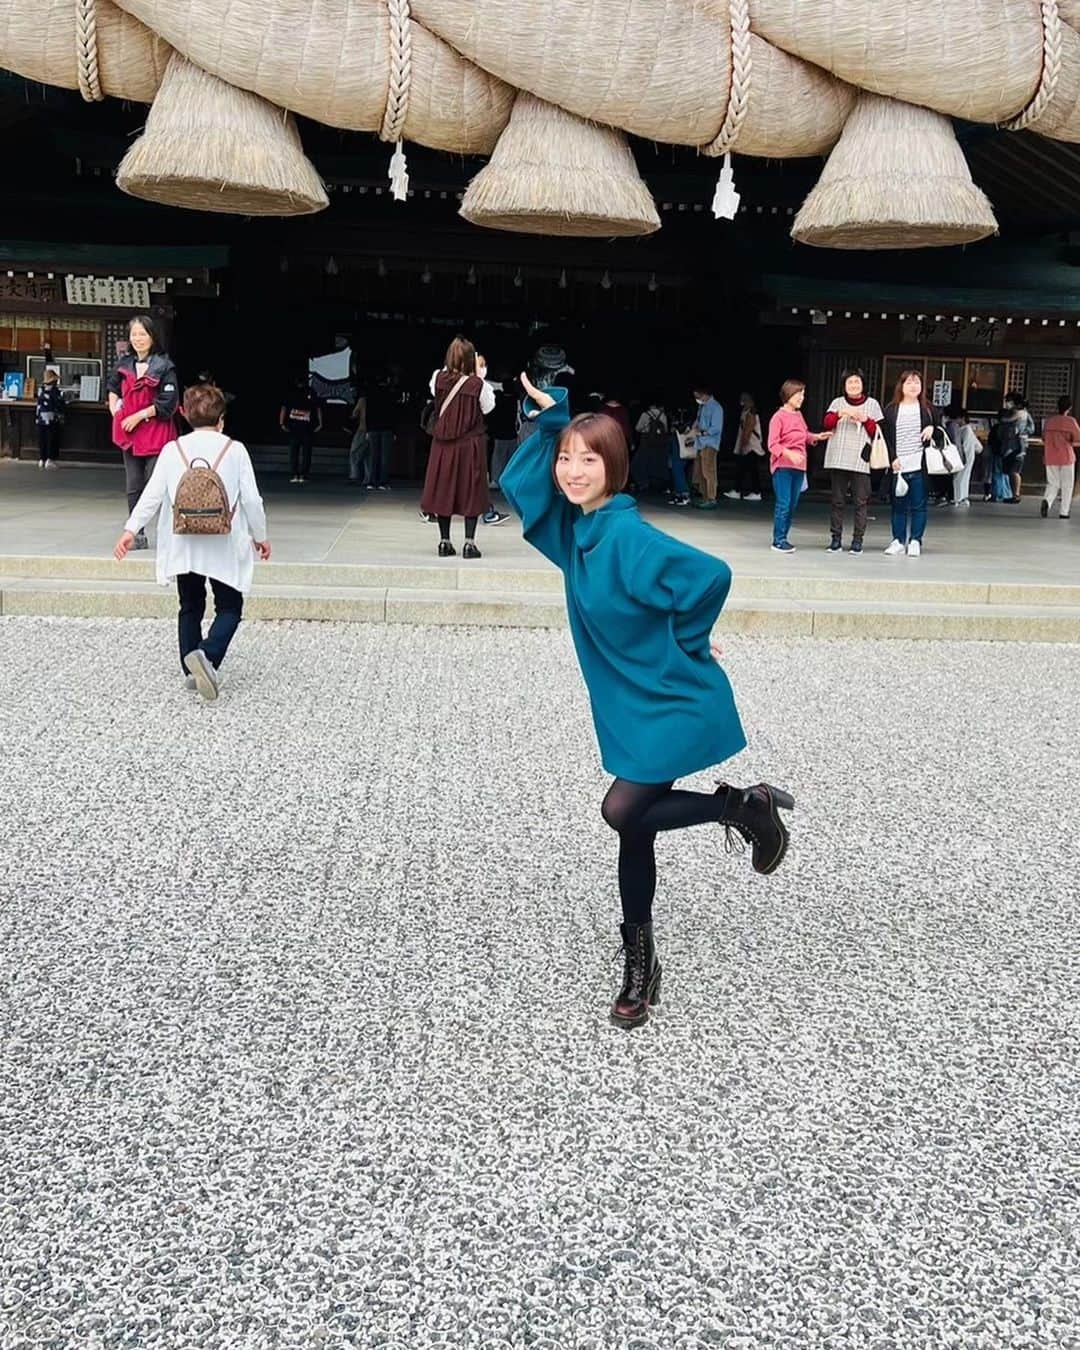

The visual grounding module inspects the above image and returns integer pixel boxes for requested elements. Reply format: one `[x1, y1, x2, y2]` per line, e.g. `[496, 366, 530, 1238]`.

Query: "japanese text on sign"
[65, 277, 151, 308]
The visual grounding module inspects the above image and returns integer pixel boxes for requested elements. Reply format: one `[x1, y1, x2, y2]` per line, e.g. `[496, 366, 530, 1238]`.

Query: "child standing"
[768, 379, 828, 553]
[501, 371, 795, 1031]
[36, 369, 66, 470]
[114, 383, 270, 701]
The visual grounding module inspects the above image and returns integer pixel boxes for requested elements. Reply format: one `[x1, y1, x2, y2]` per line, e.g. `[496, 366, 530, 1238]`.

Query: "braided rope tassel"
[709, 0, 751, 157]
[1005, 0, 1062, 132]
[381, 0, 413, 201]
[75, 0, 104, 103]
[709, 0, 751, 218]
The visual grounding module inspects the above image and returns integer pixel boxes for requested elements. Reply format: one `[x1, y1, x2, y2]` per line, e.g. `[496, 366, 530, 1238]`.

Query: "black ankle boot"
[715, 782, 795, 875]
[610, 922, 661, 1029]
[438, 539, 456, 557]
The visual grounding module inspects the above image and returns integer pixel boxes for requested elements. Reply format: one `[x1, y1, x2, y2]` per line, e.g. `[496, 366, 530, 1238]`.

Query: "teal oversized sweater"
[501, 389, 746, 783]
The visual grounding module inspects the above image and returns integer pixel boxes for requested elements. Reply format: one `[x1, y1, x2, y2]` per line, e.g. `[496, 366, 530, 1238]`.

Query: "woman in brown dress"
[422, 336, 495, 558]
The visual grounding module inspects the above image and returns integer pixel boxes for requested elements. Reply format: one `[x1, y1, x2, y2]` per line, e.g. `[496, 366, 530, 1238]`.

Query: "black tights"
[601, 778, 725, 927]
[438, 515, 478, 541]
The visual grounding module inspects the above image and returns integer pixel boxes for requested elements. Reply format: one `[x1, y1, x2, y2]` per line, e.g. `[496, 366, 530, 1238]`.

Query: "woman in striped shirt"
[879, 370, 939, 558]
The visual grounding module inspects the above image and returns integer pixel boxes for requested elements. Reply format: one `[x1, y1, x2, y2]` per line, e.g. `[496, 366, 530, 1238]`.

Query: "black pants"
[38, 423, 61, 462]
[735, 454, 764, 496]
[176, 573, 244, 675]
[830, 469, 871, 542]
[123, 450, 156, 515]
[289, 431, 313, 478]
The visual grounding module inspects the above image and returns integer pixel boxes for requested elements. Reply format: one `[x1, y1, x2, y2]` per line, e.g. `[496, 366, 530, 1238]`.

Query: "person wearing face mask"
[821, 368, 884, 554]
[475, 353, 509, 526]
[687, 382, 724, 509]
[107, 314, 180, 550]
[499, 369, 795, 1032]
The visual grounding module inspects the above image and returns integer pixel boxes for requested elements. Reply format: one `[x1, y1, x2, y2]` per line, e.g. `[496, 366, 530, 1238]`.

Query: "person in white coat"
[113, 382, 270, 701]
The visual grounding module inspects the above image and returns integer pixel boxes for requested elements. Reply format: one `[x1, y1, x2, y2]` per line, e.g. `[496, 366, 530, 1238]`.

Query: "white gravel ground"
[1, 616, 1078, 1349]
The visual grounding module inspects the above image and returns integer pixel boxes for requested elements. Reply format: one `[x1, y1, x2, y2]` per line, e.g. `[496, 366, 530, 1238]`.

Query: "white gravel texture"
[1, 616, 1078, 1349]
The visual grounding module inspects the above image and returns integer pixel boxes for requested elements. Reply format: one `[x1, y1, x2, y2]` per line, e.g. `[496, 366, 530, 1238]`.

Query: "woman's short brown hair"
[183, 382, 227, 428]
[444, 335, 477, 377]
[779, 378, 806, 405]
[555, 412, 629, 495]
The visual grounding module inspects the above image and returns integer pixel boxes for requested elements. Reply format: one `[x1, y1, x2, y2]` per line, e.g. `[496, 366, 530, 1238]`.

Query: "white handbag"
[677, 431, 697, 460]
[925, 426, 961, 475]
[869, 428, 890, 471]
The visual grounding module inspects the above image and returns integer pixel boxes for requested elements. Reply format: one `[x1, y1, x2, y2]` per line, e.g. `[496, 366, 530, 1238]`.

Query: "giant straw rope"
[1005, 0, 1062, 131]
[75, 0, 103, 102]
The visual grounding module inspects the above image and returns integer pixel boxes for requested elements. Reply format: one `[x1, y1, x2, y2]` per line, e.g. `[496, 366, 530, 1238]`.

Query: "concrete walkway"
[2, 459, 1079, 639]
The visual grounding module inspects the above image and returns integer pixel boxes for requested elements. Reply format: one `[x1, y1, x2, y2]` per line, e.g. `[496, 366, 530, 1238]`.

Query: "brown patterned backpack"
[171, 438, 236, 535]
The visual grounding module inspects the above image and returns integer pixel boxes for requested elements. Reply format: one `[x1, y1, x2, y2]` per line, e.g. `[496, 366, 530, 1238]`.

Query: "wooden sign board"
[65, 277, 151, 308]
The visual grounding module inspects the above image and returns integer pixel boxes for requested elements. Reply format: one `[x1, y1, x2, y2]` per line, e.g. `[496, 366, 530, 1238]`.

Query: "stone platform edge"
[1, 554, 1078, 610]
[2, 578, 1079, 642]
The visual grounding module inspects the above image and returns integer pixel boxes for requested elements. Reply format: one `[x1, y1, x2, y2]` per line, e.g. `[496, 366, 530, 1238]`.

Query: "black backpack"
[994, 417, 1022, 466]
[637, 410, 669, 453]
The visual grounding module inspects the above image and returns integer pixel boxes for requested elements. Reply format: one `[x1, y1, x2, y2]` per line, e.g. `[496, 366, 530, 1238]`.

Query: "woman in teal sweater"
[501, 373, 795, 1030]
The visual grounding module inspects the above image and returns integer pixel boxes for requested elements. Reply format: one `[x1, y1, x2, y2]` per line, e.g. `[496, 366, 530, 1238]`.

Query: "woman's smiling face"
[555, 430, 611, 512]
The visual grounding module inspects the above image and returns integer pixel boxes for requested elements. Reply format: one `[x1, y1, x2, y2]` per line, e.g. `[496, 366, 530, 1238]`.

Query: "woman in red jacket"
[107, 314, 180, 551]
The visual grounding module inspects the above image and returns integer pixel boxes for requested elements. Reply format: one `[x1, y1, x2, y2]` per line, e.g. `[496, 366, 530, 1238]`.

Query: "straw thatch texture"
[749, 0, 1042, 126]
[460, 93, 660, 237]
[116, 53, 328, 215]
[1024, 12, 1080, 141]
[791, 93, 998, 250]
[110, 0, 511, 152]
[410, 0, 848, 154]
[0, 0, 169, 102]
[713, 32, 855, 158]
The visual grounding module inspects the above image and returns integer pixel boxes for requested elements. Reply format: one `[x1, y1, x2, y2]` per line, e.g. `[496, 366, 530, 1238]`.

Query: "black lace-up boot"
[715, 782, 795, 875]
[610, 922, 662, 1030]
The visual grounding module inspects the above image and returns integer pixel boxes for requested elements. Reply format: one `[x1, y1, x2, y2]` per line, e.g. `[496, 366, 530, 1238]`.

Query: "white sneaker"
[44, 460, 58, 471]
[723, 489, 741, 500]
[744, 492, 762, 502]
[884, 539, 906, 556]
[38, 461, 44, 470]
[907, 539, 921, 557]
[290, 476, 301, 483]
[183, 649, 220, 702]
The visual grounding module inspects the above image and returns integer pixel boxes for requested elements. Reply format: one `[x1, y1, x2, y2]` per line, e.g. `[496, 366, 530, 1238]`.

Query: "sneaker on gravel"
[184, 649, 220, 702]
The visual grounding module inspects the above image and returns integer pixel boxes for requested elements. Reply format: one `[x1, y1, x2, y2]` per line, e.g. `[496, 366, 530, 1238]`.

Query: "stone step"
[2, 575, 1078, 641]
[1, 553, 1078, 609]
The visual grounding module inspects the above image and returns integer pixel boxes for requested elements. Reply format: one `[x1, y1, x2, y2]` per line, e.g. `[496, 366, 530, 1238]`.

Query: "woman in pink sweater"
[768, 379, 828, 553]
